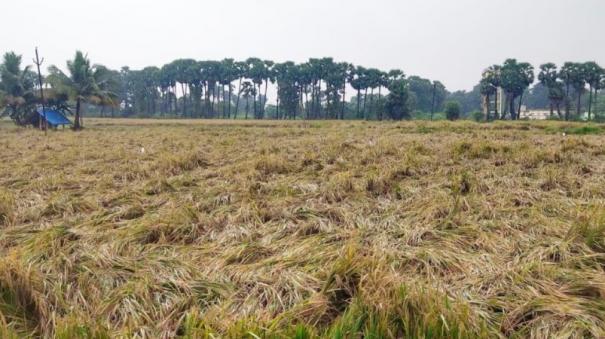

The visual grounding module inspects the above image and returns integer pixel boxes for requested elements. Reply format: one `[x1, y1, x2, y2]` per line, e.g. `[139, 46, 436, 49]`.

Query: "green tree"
[233, 61, 249, 119]
[348, 66, 366, 119]
[500, 59, 534, 120]
[481, 65, 501, 119]
[385, 78, 411, 120]
[583, 62, 604, 120]
[538, 63, 564, 118]
[559, 62, 587, 120]
[47, 51, 115, 130]
[0, 52, 37, 125]
[445, 101, 461, 121]
[274, 61, 301, 119]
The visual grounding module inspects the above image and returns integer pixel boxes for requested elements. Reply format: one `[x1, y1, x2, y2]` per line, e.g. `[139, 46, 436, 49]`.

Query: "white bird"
[140, 147, 146, 154]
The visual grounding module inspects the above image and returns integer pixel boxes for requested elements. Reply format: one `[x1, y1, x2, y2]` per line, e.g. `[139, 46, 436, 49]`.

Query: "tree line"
[480, 59, 605, 121]
[0, 51, 452, 129]
[1, 51, 603, 129]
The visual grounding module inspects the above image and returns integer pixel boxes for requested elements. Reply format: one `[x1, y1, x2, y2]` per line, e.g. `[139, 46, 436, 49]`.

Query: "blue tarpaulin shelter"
[37, 109, 72, 127]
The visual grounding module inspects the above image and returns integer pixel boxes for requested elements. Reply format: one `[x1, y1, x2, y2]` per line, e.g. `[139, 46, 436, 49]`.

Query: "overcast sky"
[2, 0, 604, 91]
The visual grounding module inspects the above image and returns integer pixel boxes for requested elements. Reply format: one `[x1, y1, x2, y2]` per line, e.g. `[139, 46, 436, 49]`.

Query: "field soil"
[1, 119, 605, 338]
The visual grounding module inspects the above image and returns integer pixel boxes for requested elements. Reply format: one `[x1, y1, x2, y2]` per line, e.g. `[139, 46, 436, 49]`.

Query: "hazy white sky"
[2, 0, 604, 91]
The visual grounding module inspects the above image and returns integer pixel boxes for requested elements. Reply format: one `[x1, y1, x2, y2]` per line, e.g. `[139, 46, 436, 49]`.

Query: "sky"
[2, 0, 604, 91]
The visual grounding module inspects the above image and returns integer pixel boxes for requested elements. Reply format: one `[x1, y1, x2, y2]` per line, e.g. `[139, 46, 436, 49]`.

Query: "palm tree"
[241, 81, 255, 120]
[47, 51, 115, 130]
[349, 66, 366, 119]
[559, 62, 586, 120]
[233, 61, 249, 119]
[0, 52, 37, 126]
[583, 62, 604, 120]
[366, 68, 382, 120]
[538, 63, 564, 118]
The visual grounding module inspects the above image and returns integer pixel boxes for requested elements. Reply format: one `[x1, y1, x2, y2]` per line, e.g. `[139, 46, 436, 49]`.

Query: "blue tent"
[37, 109, 72, 127]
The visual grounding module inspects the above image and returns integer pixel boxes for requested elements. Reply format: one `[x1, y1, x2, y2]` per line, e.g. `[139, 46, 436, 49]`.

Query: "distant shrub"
[563, 125, 602, 135]
[445, 101, 461, 121]
[470, 111, 484, 122]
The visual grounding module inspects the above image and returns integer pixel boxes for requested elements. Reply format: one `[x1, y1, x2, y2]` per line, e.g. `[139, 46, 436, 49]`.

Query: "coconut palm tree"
[47, 51, 116, 130]
[0, 52, 37, 125]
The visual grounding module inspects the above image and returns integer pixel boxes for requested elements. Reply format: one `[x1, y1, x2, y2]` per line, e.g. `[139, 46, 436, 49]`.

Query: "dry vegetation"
[1, 118, 605, 338]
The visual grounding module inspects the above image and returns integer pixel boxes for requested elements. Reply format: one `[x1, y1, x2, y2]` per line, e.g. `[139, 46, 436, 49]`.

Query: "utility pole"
[430, 82, 437, 121]
[33, 47, 46, 135]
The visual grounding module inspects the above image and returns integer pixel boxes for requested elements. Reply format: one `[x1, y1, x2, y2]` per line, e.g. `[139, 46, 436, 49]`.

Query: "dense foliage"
[1, 51, 604, 126]
[481, 59, 604, 121]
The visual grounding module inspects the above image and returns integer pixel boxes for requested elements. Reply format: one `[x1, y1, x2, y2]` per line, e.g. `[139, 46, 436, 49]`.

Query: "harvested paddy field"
[1, 119, 605, 338]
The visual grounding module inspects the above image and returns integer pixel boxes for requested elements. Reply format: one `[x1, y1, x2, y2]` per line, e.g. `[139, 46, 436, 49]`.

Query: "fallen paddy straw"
[0, 119, 605, 338]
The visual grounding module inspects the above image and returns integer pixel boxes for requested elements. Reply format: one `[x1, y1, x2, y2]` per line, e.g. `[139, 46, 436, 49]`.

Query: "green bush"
[470, 111, 484, 122]
[445, 101, 461, 121]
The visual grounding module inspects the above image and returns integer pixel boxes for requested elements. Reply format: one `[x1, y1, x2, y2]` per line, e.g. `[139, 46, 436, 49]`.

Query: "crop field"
[1, 119, 605, 338]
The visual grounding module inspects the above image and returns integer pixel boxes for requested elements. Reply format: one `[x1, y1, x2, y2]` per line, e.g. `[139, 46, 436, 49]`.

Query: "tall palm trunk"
[363, 88, 368, 120]
[304, 88, 309, 120]
[263, 79, 269, 119]
[518, 93, 525, 119]
[211, 85, 216, 117]
[245, 96, 249, 119]
[235, 78, 242, 119]
[228, 84, 233, 118]
[180, 83, 187, 117]
[310, 82, 316, 119]
[253, 85, 258, 119]
[509, 95, 516, 120]
[485, 94, 491, 121]
[565, 83, 571, 121]
[356, 89, 361, 119]
[595, 90, 599, 120]
[494, 89, 499, 119]
[74, 97, 82, 130]
[588, 87, 594, 120]
[369, 87, 375, 120]
[577, 91, 583, 118]
[341, 81, 346, 120]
